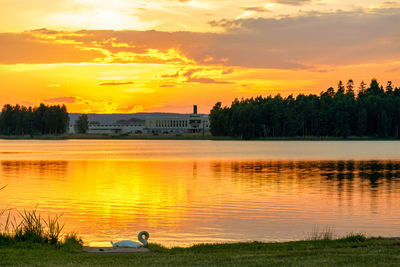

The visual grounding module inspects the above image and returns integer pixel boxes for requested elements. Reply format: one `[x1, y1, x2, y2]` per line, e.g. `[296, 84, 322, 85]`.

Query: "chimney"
[193, 105, 198, 114]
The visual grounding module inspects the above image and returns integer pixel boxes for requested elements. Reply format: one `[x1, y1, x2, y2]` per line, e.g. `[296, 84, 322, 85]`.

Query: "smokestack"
[193, 105, 198, 114]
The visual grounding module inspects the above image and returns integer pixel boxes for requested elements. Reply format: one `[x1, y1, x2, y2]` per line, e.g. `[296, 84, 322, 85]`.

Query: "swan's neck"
[138, 231, 149, 246]
[139, 236, 148, 245]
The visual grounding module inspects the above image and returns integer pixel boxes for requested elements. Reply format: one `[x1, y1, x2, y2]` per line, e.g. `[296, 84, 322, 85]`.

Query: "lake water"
[1, 140, 400, 247]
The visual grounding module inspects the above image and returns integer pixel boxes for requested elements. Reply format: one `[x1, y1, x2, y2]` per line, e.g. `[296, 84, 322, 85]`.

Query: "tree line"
[210, 79, 400, 139]
[0, 103, 69, 136]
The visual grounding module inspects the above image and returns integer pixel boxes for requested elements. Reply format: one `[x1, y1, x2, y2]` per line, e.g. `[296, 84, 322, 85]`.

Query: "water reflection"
[212, 160, 400, 189]
[1, 159, 400, 247]
[213, 160, 400, 214]
[1, 161, 68, 179]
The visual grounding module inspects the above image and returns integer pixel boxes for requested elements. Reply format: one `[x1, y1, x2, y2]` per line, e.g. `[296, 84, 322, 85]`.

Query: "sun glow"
[0, 0, 399, 113]
[48, 8, 149, 30]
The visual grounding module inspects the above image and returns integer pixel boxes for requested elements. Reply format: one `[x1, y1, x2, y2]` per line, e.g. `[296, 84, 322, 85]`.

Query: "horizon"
[1, 77, 395, 115]
[1, 1, 399, 113]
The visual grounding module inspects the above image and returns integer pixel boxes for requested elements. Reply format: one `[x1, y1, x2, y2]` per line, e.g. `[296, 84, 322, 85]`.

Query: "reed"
[0, 195, 83, 248]
[45, 214, 65, 245]
[1, 184, 81, 247]
[307, 226, 336, 240]
[307, 227, 368, 243]
[0, 209, 81, 247]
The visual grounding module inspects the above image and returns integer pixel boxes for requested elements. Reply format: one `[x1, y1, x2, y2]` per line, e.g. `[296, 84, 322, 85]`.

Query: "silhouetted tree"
[358, 81, 367, 98]
[367, 78, 383, 96]
[75, 114, 89, 134]
[337, 81, 345, 95]
[209, 79, 400, 139]
[0, 103, 69, 136]
[386, 81, 393, 95]
[346, 79, 354, 96]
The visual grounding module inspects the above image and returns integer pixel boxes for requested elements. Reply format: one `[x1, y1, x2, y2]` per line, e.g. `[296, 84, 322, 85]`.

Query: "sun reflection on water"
[1, 141, 400, 247]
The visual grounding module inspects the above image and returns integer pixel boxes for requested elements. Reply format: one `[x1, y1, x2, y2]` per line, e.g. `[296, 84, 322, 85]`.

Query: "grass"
[1, 237, 400, 266]
[0, 208, 83, 249]
[1, 187, 399, 266]
[307, 226, 336, 241]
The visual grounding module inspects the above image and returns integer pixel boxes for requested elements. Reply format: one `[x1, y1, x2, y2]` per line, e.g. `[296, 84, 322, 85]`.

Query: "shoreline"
[2, 237, 400, 266]
[1, 133, 400, 141]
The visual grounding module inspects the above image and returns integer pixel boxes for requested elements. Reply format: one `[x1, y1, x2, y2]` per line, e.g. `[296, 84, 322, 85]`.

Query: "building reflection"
[1, 160, 68, 179]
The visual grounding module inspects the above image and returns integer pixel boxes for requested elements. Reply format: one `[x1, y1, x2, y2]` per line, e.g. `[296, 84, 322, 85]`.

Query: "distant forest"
[210, 79, 400, 139]
[0, 104, 69, 135]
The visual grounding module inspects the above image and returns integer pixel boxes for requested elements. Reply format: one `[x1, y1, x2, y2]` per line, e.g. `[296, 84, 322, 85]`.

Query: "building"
[68, 105, 209, 134]
[144, 105, 209, 134]
[87, 123, 144, 134]
[68, 121, 145, 135]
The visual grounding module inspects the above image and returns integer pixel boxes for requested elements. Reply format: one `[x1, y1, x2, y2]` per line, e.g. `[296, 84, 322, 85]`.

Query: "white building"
[88, 124, 144, 134]
[144, 106, 209, 134]
[68, 105, 209, 135]
[68, 123, 144, 134]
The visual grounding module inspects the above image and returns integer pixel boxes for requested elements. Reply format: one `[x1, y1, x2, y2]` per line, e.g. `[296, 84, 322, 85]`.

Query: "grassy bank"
[1, 133, 400, 141]
[1, 237, 400, 266]
[1, 208, 400, 266]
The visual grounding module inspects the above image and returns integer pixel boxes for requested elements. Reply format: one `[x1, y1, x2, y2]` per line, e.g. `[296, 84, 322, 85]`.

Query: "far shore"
[1, 133, 400, 141]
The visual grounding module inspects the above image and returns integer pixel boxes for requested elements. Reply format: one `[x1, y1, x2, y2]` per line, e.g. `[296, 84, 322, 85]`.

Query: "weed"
[0, 209, 81, 248]
[308, 226, 335, 240]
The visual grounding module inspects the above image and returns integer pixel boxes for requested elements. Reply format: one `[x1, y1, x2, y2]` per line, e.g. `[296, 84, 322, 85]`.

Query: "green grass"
[1, 237, 400, 266]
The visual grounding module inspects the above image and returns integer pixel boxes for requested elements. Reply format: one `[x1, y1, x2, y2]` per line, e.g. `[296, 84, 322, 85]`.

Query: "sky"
[1, 0, 400, 113]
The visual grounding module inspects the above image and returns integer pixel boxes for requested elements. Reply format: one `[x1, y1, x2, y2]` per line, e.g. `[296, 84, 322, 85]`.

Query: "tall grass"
[1, 185, 82, 248]
[307, 226, 336, 240]
[0, 209, 82, 247]
[307, 226, 368, 242]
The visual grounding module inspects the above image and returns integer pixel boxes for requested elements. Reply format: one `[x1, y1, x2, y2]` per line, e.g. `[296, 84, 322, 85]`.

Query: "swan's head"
[138, 231, 149, 246]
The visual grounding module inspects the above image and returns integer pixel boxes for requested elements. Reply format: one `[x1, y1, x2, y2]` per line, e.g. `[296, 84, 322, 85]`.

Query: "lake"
[1, 140, 400, 247]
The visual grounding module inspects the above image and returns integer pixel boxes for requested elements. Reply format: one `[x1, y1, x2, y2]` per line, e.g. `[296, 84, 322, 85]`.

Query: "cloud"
[183, 68, 204, 77]
[186, 77, 234, 84]
[386, 66, 400, 72]
[98, 82, 134, 86]
[208, 9, 400, 67]
[208, 19, 240, 29]
[380, 2, 400, 8]
[1, 8, 400, 69]
[222, 68, 234, 75]
[43, 97, 76, 103]
[116, 105, 144, 113]
[73, 96, 126, 113]
[161, 71, 179, 78]
[271, 0, 313, 5]
[0, 32, 103, 64]
[242, 7, 270, 12]
[159, 84, 176, 87]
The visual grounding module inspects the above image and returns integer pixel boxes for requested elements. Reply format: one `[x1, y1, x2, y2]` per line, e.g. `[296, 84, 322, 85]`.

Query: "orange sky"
[1, 0, 400, 113]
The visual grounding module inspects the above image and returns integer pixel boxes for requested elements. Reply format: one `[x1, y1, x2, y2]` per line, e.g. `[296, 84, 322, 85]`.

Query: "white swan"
[111, 231, 149, 248]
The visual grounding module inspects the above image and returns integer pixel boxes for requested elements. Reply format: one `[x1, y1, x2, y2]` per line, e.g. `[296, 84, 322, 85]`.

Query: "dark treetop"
[0, 103, 69, 136]
[210, 79, 400, 139]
